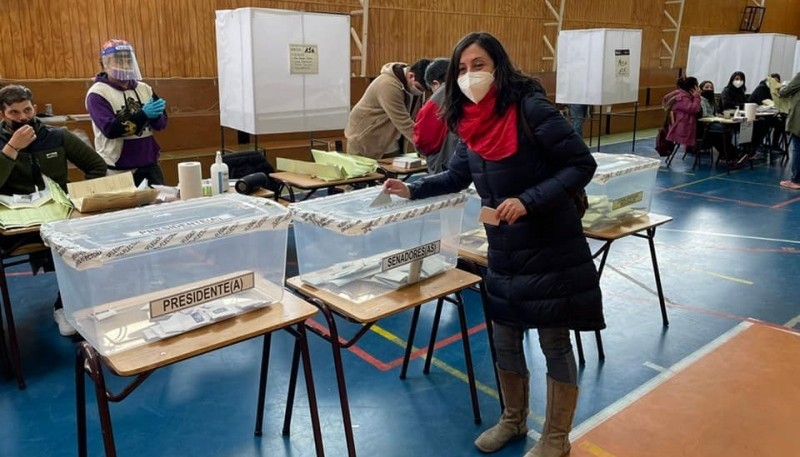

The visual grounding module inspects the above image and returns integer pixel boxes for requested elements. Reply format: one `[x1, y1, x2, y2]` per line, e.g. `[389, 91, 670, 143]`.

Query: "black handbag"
[221, 150, 279, 191]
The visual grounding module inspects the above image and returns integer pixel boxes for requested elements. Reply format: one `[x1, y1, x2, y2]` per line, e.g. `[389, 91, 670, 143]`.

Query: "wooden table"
[286, 268, 482, 457]
[269, 172, 384, 202]
[377, 158, 428, 181]
[76, 291, 324, 457]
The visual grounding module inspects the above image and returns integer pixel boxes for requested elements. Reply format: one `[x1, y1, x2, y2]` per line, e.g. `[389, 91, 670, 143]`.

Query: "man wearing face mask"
[86, 39, 168, 186]
[345, 59, 431, 159]
[0, 85, 107, 337]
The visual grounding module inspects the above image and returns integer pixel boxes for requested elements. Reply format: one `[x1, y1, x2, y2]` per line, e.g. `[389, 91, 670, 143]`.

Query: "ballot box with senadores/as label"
[289, 187, 467, 303]
[40, 193, 291, 355]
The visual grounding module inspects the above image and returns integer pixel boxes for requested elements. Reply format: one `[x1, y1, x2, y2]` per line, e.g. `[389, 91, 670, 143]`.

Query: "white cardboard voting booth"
[795, 41, 800, 75]
[556, 29, 642, 105]
[686, 34, 797, 90]
[215, 8, 351, 134]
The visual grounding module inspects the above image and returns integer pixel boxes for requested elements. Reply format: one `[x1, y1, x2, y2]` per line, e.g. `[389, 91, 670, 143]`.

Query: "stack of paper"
[0, 176, 72, 229]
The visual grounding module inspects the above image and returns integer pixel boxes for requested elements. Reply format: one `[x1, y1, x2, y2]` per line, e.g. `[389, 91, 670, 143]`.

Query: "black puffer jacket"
[409, 91, 604, 330]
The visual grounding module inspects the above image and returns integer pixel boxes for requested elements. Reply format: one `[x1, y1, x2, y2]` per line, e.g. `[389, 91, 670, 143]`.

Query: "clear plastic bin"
[40, 194, 291, 355]
[290, 187, 466, 303]
[582, 153, 660, 230]
[459, 187, 488, 256]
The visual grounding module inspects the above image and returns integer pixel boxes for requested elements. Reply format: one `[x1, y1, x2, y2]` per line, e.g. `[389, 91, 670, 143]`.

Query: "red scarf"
[457, 86, 518, 161]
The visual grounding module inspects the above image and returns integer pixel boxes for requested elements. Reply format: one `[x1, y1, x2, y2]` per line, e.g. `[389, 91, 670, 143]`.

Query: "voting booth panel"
[795, 41, 800, 76]
[215, 8, 351, 134]
[290, 187, 466, 304]
[687, 34, 797, 91]
[40, 194, 291, 355]
[556, 29, 642, 106]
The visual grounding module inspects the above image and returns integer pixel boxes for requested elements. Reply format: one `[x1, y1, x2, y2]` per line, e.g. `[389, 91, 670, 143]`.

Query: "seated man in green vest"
[0, 84, 107, 336]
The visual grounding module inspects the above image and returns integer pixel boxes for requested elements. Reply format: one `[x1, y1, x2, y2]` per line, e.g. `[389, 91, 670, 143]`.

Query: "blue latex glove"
[141, 98, 166, 119]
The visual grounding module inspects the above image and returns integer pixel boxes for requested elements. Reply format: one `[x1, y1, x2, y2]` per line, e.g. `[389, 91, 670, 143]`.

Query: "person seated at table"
[720, 71, 747, 112]
[699, 80, 718, 117]
[663, 76, 701, 156]
[414, 57, 459, 174]
[0, 85, 107, 336]
[748, 73, 780, 105]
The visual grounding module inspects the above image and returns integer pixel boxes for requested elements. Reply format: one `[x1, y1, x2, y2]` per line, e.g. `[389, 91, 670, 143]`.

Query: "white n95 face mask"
[458, 71, 495, 104]
[733, 80, 744, 88]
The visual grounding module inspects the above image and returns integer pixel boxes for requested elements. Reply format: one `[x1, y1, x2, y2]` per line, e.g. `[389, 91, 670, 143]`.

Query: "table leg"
[0, 309, 11, 379]
[423, 299, 444, 375]
[594, 330, 605, 360]
[453, 292, 481, 424]
[400, 306, 421, 379]
[76, 344, 88, 457]
[78, 341, 119, 457]
[573, 330, 586, 365]
[297, 324, 325, 457]
[0, 267, 24, 389]
[645, 227, 669, 327]
[254, 333, 273, 436]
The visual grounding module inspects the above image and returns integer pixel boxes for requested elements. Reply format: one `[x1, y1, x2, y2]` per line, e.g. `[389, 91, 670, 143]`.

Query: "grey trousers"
[492, 321, 577, 384]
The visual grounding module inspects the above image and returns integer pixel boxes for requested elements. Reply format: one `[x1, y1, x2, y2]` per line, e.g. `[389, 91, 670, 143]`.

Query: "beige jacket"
[778, 72, 800, 136]
[345, 62, 415, 159]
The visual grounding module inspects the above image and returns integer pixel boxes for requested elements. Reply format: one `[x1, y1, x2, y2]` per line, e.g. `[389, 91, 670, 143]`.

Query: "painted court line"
[785, 314, 800, 329]
[571, 321, 751, 440]
[659, 228, 800, 245]
[642, 361, 665, 373]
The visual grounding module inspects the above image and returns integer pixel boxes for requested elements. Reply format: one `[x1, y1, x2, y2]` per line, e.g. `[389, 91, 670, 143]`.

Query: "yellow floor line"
[578, 440, 619, 457]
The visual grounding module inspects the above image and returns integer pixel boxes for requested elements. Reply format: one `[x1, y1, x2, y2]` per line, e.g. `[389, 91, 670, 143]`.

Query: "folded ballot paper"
[0, 175, 72, 229]
[276, 150, 378, 181]
[67, 172, 158, 213]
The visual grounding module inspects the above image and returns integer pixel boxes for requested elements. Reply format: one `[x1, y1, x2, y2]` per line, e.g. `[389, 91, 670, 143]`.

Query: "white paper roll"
[178, 162, 203, 200]
[744, 103, 757, 121]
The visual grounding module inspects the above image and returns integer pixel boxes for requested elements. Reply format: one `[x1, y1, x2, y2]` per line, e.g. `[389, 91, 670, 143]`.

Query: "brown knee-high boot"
[474, 366, 530, 453]
[525, 376, 579, 457]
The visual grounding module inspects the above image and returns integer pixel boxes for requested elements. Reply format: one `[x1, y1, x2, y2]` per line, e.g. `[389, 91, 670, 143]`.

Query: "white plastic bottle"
[210, 151, 229, 195]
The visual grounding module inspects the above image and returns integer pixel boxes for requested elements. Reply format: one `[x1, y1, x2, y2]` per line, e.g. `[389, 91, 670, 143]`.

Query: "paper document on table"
[0, 175, 72, 228]
[0, 188, 52, 209]
[68, 172, 157, 213]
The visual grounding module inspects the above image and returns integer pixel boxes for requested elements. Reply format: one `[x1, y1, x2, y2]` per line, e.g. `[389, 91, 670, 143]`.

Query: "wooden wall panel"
[2, 0, 798, 80]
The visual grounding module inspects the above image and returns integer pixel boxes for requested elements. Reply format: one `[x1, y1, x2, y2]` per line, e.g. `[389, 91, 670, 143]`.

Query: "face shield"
[101, 42, 142, 81]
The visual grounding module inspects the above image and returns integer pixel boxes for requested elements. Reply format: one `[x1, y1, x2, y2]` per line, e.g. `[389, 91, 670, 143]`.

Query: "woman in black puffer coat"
[384, 32, 603, 457]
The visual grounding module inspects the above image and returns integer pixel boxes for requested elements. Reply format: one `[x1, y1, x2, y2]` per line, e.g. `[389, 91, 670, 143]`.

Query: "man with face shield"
[0, 85, 107, 336]
[345, 58, 431, 159]
[86, 39, 168, 186]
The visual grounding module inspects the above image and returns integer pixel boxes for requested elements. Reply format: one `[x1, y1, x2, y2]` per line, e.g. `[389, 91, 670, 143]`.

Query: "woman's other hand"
[496, 198, 527, 224]
[383, 178, 411, 198]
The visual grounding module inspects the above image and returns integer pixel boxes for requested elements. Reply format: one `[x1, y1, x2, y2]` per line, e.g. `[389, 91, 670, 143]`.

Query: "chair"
[681, 122, 715, 170]
[0, 232, 51, 390]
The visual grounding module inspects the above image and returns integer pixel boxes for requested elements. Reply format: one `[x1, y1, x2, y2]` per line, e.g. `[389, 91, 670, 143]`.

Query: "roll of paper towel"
[178, 161, 203, 200]
[744, 103, 757, 121]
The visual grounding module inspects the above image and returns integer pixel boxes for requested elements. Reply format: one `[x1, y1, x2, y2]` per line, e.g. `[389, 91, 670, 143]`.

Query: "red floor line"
[663, 188, 773, 208]
[771, 194, 800, 209]
[305, 318, 393, 371]
[605, 289, 800, 334]
[383, 322, 488, 369]
[305, 317, 488, 372]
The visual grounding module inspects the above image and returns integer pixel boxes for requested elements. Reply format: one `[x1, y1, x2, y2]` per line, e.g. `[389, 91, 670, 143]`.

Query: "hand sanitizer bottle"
[210, 151, 229, 195]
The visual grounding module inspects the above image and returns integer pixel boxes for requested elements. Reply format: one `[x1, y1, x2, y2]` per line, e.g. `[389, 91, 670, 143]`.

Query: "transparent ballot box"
[582, 153, 660, 230]
[290, 187, 467, 303]
[459, 187, 488, 256]
[40, 194, 291, 355]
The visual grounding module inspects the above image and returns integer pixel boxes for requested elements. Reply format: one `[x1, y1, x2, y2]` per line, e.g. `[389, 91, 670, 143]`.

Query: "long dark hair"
[442, 32, 544, 132]
[726, 71, 746, 92]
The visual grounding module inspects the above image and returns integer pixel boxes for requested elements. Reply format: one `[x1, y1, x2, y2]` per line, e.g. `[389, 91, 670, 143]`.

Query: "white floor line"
[658, 228, 800, 245]
[572, 321, 752, 440]
[642, 361, 666, 373]
[784, 314, 800, 328]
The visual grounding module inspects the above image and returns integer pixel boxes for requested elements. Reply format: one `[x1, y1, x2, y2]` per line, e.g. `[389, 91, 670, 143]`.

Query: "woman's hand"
[496, 198, 527, 224]
[383, 178, 410, 199]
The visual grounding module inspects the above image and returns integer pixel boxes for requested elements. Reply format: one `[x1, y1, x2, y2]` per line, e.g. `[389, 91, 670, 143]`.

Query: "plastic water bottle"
[210, 151, 229, 195]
